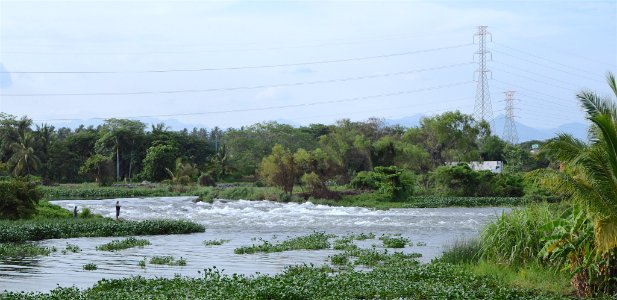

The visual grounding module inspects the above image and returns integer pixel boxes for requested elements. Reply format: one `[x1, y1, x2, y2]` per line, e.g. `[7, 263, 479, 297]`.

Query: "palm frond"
[607, 72, 617, 99]
[541, 134, 587, 163]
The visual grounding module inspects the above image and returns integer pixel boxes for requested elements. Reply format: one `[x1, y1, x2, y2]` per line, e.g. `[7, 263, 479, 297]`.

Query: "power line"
[493, 42, 611, 72]
[3, 43, 473, 74]
[32, 80, 473, 122]
[2, 62, 474, 97]
[490, 49, 598, 81]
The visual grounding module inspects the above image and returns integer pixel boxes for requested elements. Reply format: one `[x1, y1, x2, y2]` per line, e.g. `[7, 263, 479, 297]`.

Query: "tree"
[259, 144, 298, 195]
[295, 147, 343, 198]
[8, 131, 41, 176]
[404, 111, 488, 168]
[79, 154, 114, 186]
[139, 144, 178, 182]
[535, 72, 617, 295]
[95, 118, 146, 181]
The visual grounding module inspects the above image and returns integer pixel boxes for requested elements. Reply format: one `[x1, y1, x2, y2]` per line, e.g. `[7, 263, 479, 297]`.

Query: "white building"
[446, 161, 503, 173]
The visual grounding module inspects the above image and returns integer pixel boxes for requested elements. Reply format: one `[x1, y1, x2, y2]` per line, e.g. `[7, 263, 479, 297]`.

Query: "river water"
[0, 197, 506, 292]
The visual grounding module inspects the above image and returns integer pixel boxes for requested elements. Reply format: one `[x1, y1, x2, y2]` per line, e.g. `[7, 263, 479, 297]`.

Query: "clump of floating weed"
[96, 237, 150, 251]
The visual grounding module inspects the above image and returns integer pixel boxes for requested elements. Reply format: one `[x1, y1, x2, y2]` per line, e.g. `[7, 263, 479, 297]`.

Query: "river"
[0, 197, 507, 292]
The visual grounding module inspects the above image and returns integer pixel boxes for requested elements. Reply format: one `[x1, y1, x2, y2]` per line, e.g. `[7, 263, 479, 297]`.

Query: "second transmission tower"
[474, 26, 493, 124]
[503, 91, 519, 144]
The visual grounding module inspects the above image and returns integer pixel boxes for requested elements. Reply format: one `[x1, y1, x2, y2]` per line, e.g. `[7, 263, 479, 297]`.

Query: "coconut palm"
[8, 131, 41, 176]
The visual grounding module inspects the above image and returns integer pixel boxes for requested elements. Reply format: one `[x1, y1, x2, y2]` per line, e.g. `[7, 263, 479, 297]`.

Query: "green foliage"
[480, 204, 557, 266]
[0, 219, 205, 243]
[139, 144, 178, 182]
[149, 256, 186, 266]
[83, 263, 98, 271]
[0, 243, 55, 258]
[379, 235, 409, 248]
[8, 131, 41, 176]
[33, 200, 73, 219]
[234, 232, 334, 254]
[96, 237, 151, 251]
[350, 166, 414, 201]
[79, 154, 114, 186]
[41, 185, 173, 200]
[431, 164, 524, 197]
[258, 144, 297, 195]
[0, 178, 42, 219]
[203, 239, 230, 246]
[0, 246, 568, 299]
[61, 243, 81, 254]
[438, 239, 481, 265]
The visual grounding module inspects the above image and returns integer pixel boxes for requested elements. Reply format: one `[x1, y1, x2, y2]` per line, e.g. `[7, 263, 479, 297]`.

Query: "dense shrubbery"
[350, 166, 414, 201]
[0, 219, 205, 243]
[0, 178, 42, 219]
[40, 185, 173, 200]
[430, 164, 525, 197]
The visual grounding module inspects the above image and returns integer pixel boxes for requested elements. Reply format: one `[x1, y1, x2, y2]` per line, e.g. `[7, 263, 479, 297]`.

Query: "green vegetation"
[148, 256, 186, 266]
[379, 235, 409, 248]
[96, 237, 151, 251]
[0, 178, 42, 219]
[0, 219, 205, 243]
[0, 243, 55, 258]
[311, 194, 527, 209]
[203, 239, 230, 246]
[83, 263, 98, 271]
[234, 232, 334, 254]
[0, 252, 568, 299]
[61, 243, 81, 254]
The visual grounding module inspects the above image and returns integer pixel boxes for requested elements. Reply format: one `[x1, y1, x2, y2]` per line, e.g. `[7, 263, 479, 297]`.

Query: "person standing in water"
[115, 201, 121, 220]
[73, 206, 78, 219]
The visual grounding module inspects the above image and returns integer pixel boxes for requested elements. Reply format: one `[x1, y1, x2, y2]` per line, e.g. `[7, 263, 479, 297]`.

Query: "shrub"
[350, 166, 414, 201]
[0, 178, 42, 219]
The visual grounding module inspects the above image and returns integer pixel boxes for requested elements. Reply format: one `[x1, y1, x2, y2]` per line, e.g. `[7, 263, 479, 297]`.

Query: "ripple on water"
[0, 197, 506, 292]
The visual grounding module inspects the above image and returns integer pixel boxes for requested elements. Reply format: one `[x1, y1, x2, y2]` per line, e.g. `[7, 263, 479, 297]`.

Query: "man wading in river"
[115, 201, 121, 220]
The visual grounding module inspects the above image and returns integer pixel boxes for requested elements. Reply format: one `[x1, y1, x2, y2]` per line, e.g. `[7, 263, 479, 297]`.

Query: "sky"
[0, 0, 615, 132]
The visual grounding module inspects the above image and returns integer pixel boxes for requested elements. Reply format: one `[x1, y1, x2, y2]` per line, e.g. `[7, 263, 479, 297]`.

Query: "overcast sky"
[0, 0, 615, 131]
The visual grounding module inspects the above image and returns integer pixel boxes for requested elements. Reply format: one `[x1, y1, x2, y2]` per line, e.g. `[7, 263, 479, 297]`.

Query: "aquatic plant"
[0, 219, 205, 243]
[379, 235, 409, 248]
[61, 243, 81, 255]
[234, 232, 334, 254]
[83, 263, 97, 271]
[96, 237, 150, 251]
[202, 239, 230, 246]
[148, 256, 186, 266]
[0, 243, 55, 258]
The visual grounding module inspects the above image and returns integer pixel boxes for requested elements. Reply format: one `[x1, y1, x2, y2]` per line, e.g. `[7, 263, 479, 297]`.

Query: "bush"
[198, 173, 216, 187]
[350, 166, 414, 201]
[0, 178, 42, 219]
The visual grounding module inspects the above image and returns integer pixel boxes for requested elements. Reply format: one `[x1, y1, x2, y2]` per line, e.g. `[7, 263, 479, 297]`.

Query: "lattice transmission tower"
[474, 26, 493, 124]
[503, 91, 519, 144]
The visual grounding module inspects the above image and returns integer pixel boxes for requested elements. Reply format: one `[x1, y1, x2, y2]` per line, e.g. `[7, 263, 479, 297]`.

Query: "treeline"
[0, 111, 551, 198]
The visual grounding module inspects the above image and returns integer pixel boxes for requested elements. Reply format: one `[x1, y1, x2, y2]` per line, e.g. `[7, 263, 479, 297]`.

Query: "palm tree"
[8, 131, 41, 176]
[540, 72, 617, 253]
[536, 72, 617, 296]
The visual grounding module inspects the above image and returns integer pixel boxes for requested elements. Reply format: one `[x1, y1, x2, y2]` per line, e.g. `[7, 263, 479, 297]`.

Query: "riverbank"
[41, 184, 530, 208]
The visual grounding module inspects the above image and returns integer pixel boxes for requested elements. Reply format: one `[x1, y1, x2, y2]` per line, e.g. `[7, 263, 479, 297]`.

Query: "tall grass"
[479, 203, 557, 266]
[438, 239, 481, 265]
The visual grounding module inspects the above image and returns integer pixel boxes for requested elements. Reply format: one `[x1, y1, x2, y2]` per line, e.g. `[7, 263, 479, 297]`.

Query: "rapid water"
[0, 197, 507, 292]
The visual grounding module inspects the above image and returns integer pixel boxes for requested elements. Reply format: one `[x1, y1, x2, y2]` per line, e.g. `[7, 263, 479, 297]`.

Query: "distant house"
[446, 161, 503, 173]
[530, 144, 540, 154]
